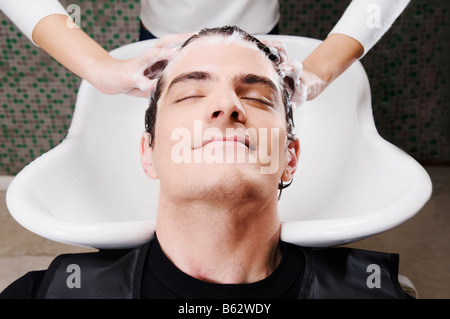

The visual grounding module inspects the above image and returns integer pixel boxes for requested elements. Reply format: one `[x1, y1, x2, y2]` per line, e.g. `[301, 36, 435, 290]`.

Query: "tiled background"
[1, 0, 449, 175]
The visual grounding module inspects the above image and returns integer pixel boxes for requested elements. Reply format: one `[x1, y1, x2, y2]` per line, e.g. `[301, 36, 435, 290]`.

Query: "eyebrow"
[233, 73, 279, 95]
[166, 71, 213, 93]
[166, 71, 279, 96]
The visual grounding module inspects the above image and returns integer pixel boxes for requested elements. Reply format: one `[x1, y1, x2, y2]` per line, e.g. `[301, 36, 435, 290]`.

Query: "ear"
[281, 138, 300, 182]
[140, 132, 159, 180]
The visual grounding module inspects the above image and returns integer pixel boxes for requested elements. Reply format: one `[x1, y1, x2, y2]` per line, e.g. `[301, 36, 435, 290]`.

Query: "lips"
[194, 135, 252, 150]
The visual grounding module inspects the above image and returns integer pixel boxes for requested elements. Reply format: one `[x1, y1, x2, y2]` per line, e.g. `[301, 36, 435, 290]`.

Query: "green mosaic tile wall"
[1, 0, 449, 175]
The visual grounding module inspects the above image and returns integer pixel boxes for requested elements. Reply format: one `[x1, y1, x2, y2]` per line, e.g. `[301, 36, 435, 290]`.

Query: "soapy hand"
[262, 39, 330, 108]
[262, 39, 307, 108]
[95, 46, 175, 98]
[94, 33, 194, 98]
[299, 67, 328, 102]
[279, 59, 306, 108]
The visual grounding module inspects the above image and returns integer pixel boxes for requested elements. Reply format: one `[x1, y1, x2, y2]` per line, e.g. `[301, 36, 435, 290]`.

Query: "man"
[141, 25, 299, 288]
[0, 26, 411, 299]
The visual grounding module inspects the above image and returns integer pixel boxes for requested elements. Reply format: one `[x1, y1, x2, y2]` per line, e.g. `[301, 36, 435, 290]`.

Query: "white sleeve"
[0, 0, 68, 45]
[328, 0, 410, 58]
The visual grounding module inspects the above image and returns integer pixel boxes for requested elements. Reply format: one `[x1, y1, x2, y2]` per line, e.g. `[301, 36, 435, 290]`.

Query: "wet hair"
[144, 25, 295, 148]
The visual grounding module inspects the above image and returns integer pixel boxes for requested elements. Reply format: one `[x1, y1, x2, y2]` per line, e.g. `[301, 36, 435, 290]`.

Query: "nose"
[206, 90, 246, 124]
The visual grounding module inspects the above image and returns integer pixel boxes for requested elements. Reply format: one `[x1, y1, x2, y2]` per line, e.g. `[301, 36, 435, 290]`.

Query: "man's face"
[140, 36, 299, 204]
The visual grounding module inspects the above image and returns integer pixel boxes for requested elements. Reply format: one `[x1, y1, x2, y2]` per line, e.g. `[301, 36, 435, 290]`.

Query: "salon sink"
[6, 35, 432, 249]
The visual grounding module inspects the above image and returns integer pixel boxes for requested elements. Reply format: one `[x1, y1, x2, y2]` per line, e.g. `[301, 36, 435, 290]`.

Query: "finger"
[261, 39, 288, 63]
[135, 47, 176, 81]
[296, 85, 308, 107]
[306, 84, 321, 101]
[300, 72, 327, 101]
[281, 60, 303, 82]
[137, 46, 176, 67]
[123, 76, 157, 98]
[134, 76, 158, 93]
[280, 60, 303, 102]
[144, 59, 169, 79]
[123, 88, 150, 98]
[279, 60, 306, 108]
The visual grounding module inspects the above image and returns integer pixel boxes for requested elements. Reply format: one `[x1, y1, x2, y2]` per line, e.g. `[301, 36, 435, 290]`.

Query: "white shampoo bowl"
[6, 35, 432, 249]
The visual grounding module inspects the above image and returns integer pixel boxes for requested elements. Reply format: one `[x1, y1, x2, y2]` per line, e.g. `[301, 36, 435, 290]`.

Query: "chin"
[195, 163, 277, 201]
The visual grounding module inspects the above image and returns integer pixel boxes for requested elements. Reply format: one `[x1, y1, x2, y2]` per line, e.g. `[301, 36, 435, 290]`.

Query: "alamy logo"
[66, 4, 81, 29]
[366, 4, 381, 29]
[366, 264, 381, 289]
[171, 120, 281, 174]
[66, 264, 81, 289]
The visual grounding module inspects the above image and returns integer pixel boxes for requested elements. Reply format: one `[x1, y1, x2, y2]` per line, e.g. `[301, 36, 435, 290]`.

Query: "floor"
[0, 165, 449, 298]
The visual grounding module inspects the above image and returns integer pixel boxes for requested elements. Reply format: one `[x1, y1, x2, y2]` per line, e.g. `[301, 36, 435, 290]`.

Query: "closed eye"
[174, 95, 205, 103]
[241, 97, 274, 107]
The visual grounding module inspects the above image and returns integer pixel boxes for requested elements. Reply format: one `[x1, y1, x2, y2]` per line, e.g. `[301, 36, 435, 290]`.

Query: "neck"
[155, 193, 282, 284]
